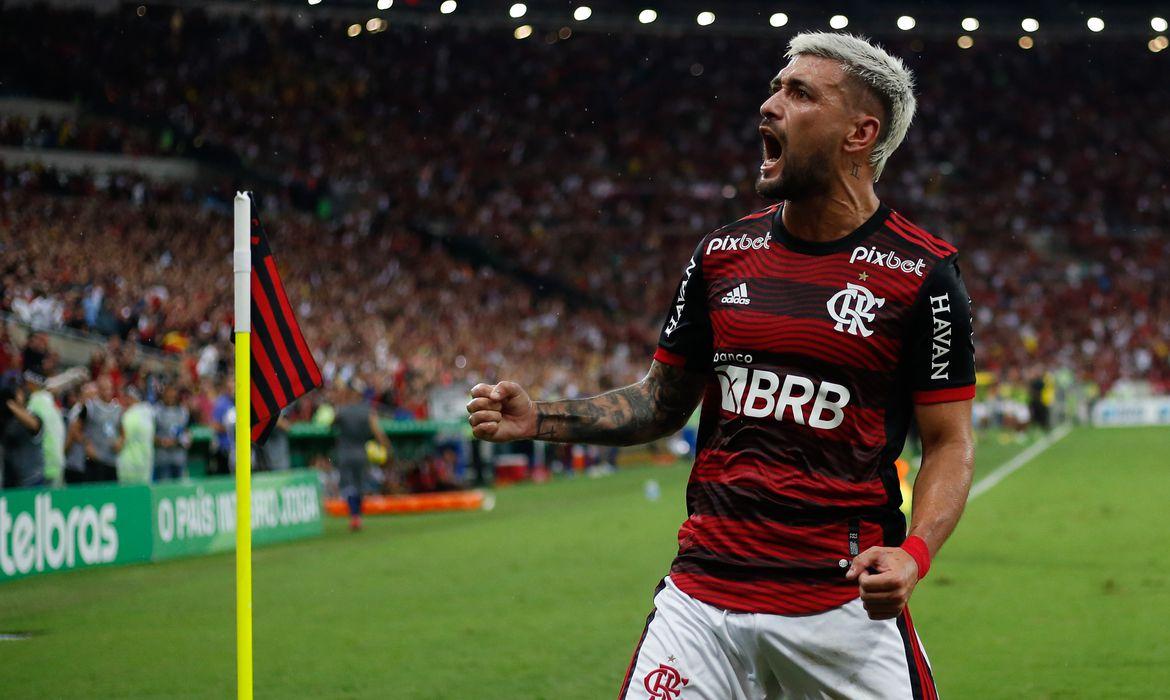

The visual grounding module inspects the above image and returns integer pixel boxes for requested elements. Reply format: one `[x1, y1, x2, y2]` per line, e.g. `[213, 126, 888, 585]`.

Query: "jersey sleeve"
[909, 255, 976, 404]
[654, 242, 711, 372]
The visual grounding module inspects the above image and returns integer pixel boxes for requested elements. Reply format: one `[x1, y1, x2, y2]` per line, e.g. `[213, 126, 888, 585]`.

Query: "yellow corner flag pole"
[233, 192, 254, 700]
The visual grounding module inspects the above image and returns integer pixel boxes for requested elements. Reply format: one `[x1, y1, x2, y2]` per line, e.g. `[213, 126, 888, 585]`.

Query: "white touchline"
[968, 424, 1073, 501]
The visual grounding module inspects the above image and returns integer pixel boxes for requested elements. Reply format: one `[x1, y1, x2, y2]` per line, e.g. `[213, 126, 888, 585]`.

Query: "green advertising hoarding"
[0, 483, 153, 582]
[152, 471, 322, 560]
[1, 471, 322, 583]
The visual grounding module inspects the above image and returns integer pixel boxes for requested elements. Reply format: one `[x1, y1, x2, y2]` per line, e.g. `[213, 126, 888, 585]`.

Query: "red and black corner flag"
[248, 207, 322, 444]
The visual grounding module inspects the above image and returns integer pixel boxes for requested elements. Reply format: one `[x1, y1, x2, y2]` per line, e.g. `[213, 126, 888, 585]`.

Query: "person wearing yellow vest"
[117, 387, 155, 484]
[24, 372, 65, 487]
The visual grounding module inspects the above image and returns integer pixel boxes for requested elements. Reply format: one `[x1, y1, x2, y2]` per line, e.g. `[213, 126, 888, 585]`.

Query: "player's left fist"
[845, 546, 919, 620]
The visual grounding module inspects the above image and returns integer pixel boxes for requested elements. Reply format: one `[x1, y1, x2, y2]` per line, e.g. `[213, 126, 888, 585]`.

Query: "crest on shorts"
[827, 282, 885, 337]
[644, 663, 689, 699]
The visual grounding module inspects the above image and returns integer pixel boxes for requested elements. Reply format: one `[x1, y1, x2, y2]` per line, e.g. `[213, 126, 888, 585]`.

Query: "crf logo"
[827, 283, 885, 337]
[715, 365, 851, 430]
[644, 664, 688, 699]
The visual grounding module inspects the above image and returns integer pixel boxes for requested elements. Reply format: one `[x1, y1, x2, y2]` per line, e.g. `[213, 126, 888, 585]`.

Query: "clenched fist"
[845, 546, 920, 620]
[466, 381, 537, 442]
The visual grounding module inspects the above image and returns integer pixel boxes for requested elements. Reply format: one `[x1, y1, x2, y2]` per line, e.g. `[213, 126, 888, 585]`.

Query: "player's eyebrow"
[769, 75, 817, 97]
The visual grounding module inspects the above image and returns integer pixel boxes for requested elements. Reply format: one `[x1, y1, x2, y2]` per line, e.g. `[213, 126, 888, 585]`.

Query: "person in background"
[23, 371, 65, 486]
[0, 326, 15, 374]
[312, 394, 336, 427]
[153, 383, 191, 482]
[63, 381, 97, 484]
[66, 375, 123, 482]
[117, 386, 154, 484]
[191, 376, 217, 425]
[1028, 371, 1052, 432]
[1, 371, 45, 488]
[256, 410, 292, 472]
[209, 374, 233, 475]
[332, 378, 390, 532]
[20, 332, 50, 375]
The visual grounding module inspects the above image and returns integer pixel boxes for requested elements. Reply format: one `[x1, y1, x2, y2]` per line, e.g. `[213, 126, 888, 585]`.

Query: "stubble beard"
[754, 149, 832, 203]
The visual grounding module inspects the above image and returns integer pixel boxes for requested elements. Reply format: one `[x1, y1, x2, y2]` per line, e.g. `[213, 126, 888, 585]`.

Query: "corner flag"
[232, 192, 322, 700]
[247, 203, 323, 443]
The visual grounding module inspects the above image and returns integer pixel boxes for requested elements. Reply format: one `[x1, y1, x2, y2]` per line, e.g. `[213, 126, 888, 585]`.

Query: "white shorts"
[619, 577, 938, 700]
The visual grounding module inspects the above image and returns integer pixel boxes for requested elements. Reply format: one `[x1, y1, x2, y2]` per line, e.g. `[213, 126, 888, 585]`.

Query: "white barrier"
[1091, 397, 1170, 427]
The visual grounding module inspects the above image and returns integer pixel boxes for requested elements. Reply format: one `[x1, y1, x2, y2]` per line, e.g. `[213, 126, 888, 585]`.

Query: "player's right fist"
[467, 381, 536, 443]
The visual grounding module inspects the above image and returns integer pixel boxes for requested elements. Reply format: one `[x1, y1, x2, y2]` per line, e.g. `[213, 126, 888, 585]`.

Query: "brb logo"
[706, 232, 771, 256]
[827, 283, 885, 337]
[715, 365, 851, 430]
[644, 664, 689, 699]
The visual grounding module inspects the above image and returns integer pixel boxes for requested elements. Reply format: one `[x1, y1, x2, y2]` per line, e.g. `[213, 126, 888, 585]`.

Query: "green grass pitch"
[0, 426, 1166, 698]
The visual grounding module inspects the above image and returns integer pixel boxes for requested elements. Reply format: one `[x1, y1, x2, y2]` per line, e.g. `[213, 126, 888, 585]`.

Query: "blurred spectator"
[24, 371, 65, 487]
[0, 113, 170, 157]
[407, 450, 461, 494]
[116, 387, 154, 484]
[20, 333, 50, 376]
[153, 383, 191, 481]
[209, 374, 234, 475]
[63, 381, 97, 483]
[0, 326, 15, 374]
[1, 371, 45, 488]
[256, 411, 292, 472]
[65, 375, 123, 482]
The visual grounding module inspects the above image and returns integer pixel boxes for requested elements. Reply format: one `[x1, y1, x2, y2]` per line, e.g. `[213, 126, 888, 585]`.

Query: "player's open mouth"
[760, 129, 783, 173]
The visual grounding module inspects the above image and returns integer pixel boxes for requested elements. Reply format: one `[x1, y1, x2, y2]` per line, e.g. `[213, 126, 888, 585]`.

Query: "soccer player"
[468, 32, 974, 699]
[332, 378, 391, 532]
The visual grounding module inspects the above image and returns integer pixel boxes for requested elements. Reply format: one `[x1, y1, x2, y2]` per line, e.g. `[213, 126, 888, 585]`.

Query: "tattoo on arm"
[532, 361, 706, 446]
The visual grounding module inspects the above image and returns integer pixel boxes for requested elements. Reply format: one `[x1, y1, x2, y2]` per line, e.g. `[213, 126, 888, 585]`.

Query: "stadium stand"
[1, 5, 1167, 489]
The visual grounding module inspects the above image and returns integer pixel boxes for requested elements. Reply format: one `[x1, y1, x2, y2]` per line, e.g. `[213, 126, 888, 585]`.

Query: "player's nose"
[759, 91, 784, 121]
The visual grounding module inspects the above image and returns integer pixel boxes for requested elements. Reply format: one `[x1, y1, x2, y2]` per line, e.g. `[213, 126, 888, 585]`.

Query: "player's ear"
[843, 113, 881, 155]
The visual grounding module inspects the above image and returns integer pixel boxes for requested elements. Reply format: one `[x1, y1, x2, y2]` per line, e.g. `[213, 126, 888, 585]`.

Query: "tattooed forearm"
[532, 361, 706, 446]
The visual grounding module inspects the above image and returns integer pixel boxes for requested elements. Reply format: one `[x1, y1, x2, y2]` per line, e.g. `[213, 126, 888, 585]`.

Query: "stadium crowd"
[1, 112, 171, 157]
[1, 4, 1168, 486]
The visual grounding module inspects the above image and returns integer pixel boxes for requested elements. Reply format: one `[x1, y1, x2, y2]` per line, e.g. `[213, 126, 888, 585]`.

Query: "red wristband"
[900, 536, 932, 580]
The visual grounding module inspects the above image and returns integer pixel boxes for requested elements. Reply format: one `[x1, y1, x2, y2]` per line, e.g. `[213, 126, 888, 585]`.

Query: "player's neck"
[781, 184, 880, 244]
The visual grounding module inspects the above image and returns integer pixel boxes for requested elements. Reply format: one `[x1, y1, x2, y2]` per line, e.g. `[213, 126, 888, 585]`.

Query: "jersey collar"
[770, 202, 889, 256]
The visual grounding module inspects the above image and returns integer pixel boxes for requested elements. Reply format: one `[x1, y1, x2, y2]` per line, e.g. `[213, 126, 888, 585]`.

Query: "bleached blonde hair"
[786, 32, 916, 182]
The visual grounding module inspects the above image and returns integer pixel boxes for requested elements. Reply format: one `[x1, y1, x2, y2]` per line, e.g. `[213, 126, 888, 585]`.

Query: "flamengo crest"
[827, 283, 885, 337]
[644, 663, 689, 699]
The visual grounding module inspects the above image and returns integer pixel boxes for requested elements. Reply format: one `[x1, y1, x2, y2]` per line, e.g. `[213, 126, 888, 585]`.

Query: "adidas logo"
[720, 283, 751, 305]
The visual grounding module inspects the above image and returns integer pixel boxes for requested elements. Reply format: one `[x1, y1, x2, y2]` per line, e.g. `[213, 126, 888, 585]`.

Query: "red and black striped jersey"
[655, 202, 975, 615]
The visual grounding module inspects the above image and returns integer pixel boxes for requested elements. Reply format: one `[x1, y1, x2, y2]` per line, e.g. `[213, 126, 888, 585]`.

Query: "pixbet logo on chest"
[715, 364, 851, 430]
[850, 245, 925, 276]
[706, 231, 772, 256]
